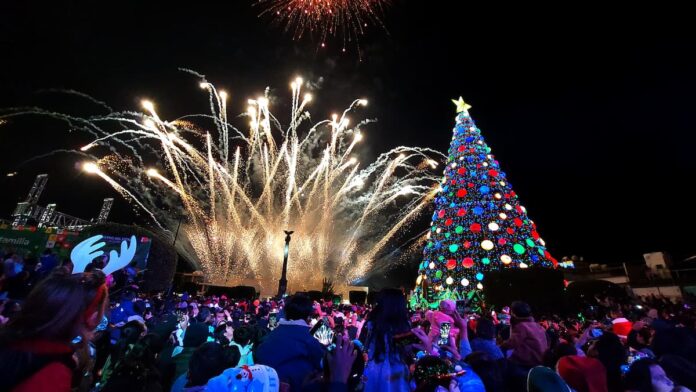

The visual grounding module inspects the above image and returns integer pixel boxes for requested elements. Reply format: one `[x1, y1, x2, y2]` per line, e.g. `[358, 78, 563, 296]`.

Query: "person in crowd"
[500, 301, 549, 390]
[466, 351, 505, 392]
[158, 322, 211, 390]
[170, 342, 237, 392]
[255, 294, 325, 392]
[229, 324, 255, 366]
[624, 358, 693, 392]
[587, 332, 625, 392]
[37, 249, 58, 276]
[609, 305, 633, 339]
[0, 268, 108, 392]
[100, 319, 147, 384]
[100, 339, 163, 392]
[362, 288, 412, 392]
[469, 316, 504, 361]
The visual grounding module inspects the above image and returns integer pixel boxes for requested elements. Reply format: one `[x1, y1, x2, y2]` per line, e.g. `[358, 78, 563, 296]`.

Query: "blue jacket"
[255, 324, 325, 391]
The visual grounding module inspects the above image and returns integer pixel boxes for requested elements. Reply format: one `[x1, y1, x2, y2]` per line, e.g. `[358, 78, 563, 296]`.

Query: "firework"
[1, 71, 443, 293]
[256, 0, 390, 52]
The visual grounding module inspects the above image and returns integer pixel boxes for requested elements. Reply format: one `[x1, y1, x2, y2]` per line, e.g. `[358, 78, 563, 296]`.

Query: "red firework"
[256, 0, 390, 51]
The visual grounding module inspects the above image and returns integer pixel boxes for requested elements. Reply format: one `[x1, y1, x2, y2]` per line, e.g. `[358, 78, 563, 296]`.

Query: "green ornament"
[449, 244, 459, 253]
[455, 226, 464, 234]
[427, 242, 433, 248]
[538, 248, 545, 256]
[482, 257, 490, 265]
[445, 232, 451, 238]
[435, 270, 443, 279]
[525, 238, 535, 247]
[513, 243, 525, 254]
[438, 256, 445, 261]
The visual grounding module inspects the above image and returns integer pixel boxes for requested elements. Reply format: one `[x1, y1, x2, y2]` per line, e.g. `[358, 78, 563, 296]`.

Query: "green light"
[513, 244, 525, 254]
[449, 244, 459, 253]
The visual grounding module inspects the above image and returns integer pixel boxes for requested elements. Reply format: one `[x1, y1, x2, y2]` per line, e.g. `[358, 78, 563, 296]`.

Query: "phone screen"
[439, 322, 451, 345]
[269, 312, 278, 330]
[310, 319, 335, 346]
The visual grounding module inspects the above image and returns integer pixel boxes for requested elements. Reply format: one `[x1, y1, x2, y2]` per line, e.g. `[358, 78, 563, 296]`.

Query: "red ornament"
[510, 191, 516, 197]
[456, 189, 467, 198]
[457, 167, 466, 175]
[463, 241, 471, 249]
[544, 250, 552, 260]
[506, 228, 515, 235]
[446, 259, 457, 270]
[438, 210, 446, 218]
[458, 145, 466, 152]
[498, 238, 507, 245]
[457, 208, 466, 217]
[462, 257, 474, 268]
[468, 182, 475, 188]
[445, 218, 453, 226]
[531, 230, 540, 240]
[470, 223, 482, 233]
[488, 169, 498, 177]
[514, 218, 523, 227]
[516, 206, 523, 213]
[551, 257, 559, 267]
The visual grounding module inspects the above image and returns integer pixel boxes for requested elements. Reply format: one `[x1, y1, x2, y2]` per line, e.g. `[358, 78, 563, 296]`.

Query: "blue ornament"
[476, 273, 484, 281]
[465, 137, 474, 143]
[479, 186, 490, 194]
[473, 206, 484, 215]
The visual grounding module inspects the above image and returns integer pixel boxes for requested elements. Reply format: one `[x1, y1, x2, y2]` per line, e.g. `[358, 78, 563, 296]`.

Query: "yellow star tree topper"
[452, 97, 471, 113]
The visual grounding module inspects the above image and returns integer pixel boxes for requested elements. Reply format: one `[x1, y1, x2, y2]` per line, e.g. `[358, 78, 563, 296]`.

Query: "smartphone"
[269, 311, 278, 330]
[310, 319, 335, 346]
[590, 328, 603, 338]
[439, 322, 451, 345]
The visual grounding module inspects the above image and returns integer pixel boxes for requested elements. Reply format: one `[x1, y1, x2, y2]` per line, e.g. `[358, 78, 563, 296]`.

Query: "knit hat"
[206, 365, 279, 392]
[527, 366, 571, 392]
[611, 317, 633, 338]
[557, 355, 608, 392]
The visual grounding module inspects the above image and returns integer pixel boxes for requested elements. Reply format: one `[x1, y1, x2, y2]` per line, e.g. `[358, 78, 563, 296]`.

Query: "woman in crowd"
[362, 288, 412, 392]
[624, 358, 693, 392]
[0, 268, 109, 392]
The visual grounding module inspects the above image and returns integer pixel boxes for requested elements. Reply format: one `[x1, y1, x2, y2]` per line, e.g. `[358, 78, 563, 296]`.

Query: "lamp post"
[277, 230, 294, 297]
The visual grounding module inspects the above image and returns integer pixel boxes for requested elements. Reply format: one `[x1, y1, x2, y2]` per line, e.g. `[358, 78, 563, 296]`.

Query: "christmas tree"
[415, 98, 557, 305]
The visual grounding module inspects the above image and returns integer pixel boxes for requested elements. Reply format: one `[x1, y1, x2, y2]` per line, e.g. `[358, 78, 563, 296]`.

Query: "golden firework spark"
[2, 72, 443, 294]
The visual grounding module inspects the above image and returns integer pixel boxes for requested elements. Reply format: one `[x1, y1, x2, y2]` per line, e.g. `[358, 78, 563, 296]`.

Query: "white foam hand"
[71, 235, 106, 273]
[102, 235, 137, 275]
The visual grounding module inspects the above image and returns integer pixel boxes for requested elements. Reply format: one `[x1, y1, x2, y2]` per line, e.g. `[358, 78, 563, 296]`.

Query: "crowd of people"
[1, 248, 695, 392]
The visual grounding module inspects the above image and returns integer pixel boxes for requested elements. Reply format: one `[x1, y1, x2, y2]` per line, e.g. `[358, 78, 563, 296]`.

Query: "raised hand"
[102, 235, 137, 275]
[70, 235, 105, 273]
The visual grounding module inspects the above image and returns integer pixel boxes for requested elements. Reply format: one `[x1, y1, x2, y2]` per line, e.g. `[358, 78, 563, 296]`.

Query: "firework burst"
[1, 70, 443, 293]
[256, 0, 390, 53]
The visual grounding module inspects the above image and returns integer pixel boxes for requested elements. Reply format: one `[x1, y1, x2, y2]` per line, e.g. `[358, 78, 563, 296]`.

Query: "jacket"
[255, 322, 325, 392]
[504, 317, 548, 367]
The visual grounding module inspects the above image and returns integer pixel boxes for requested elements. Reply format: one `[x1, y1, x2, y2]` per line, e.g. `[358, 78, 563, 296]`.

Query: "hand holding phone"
[439, 322, 451, 346]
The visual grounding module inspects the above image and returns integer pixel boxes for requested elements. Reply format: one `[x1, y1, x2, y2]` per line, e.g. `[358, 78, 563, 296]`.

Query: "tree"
[416, 98, 557, 305]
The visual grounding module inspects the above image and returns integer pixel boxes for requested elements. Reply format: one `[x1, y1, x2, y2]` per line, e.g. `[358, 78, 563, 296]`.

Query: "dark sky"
[1, 1, 695, 268]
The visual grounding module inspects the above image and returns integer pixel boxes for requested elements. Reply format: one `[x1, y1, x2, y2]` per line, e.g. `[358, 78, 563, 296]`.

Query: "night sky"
[1, 2, 695, 273]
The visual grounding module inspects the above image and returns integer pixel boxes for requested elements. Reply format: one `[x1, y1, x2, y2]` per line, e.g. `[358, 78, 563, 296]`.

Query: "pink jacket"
[504, 317, 548, 367]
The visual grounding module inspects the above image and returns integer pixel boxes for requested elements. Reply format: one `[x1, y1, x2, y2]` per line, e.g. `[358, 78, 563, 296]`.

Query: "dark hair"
[197, 307, 211, 323]
[0, 268, 107, 345]
[284, 294, 314, 321]
[544, 342, 577, 368]
[187, 342, 235, 387]
[475, 317, 495, 340]
[624, 358, 658, 392]
[366, 288, 410, 362]
[466, 352, 505, 392]
[233, 325, 254, 346]
[593, 332, 626, 392]
[111, 321, 146, 363]
[511, 301, 532, 318]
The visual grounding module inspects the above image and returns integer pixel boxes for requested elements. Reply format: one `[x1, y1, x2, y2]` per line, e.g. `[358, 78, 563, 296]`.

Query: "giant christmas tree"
[415, 98, 557, 305]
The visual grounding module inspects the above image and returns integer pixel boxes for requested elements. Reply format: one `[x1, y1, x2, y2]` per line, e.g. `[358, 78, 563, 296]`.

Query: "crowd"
[1, 248, 695, 392]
